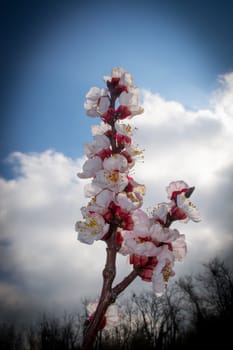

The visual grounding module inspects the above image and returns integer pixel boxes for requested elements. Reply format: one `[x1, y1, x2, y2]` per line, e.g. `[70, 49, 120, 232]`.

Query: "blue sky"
[1, 0, 233, 324]
[1, 0, 233, 176]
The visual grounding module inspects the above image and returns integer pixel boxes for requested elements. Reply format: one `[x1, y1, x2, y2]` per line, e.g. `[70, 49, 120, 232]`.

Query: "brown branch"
[82, 225, 118, 350]
[81, 230, 140, 349]
[112, 269, 139, 297]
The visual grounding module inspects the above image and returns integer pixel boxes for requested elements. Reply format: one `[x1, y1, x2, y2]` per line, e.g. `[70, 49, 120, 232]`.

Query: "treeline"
[1, 257, 233, 350]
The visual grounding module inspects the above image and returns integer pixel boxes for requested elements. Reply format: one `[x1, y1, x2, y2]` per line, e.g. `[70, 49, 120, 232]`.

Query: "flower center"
[125, 124, 132, 134]
[136, 236, 152, 244]
[84, 218, 102, 235]
[106, 170, 119, 183]
[162, 262, 173, 283]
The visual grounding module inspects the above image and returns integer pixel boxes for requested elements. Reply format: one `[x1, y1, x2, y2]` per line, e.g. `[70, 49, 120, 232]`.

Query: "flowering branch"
[75, 67, 201, 349]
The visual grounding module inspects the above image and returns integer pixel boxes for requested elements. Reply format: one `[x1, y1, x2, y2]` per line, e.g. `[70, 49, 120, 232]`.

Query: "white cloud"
[1, 73, 233, 323]
[0, 150, 109, 322]
[130, 71, 233, 267]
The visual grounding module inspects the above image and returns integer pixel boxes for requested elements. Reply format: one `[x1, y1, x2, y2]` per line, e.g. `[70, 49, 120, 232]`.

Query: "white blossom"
[84, 87, 110, 117]
[76, 212, 109, 244]
[78, 157, 103, 178]
[93, 169, 128, 192]
[84, 135, 111, 158]
[176, 193, 201, 222]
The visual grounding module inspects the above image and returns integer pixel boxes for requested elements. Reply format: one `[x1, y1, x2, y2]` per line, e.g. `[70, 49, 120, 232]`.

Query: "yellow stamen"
[125, 124, 132, 134]
[106, 170, 119, 183]
[162, 262, 172, 283]
[85, 218, 97, 228]
[127, 192, 139, 203]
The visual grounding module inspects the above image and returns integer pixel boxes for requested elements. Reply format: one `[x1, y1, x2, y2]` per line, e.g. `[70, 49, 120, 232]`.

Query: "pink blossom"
[172, 234, 187, 261]
[152, 245, 175, 296]
[122, 143, 144, 168]
[175, 193, 201, 222]
[130, 255, 158, 282]
[115, 190, 143, 211]
[90, 152, 129, 192]
[103, 154, 128, 172]
[103, 203, 134, 230]
[115, 122, 133, 137]
[119, 87, 144, 117]
[103, 67, 144, 118]
[83, 182, 102, 198]
[119, 209, 162, 256]
[93, 169, 128, 192]
[151, 203, 169, 225]
[81, 189, 114, 215]
[78, 157, 103, 179]
[115, 176, 145, 211]
[166, 181, 201, 223]
[84, 87, 110, 117]
[95, 189, 114, 208]
[104, 67, 134, 89]
[91, 122, 111, 136]
[149, 223, 180, 244]
[84, 135, 111, 158]
[166, 180, 189, 200]
[87, 301, 120, 330]
[75, 212, 109, 244]
[120, 231, 162, 256]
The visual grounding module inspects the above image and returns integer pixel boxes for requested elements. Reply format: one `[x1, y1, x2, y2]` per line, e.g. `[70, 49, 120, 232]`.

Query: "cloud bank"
[1, 72, 233, 324]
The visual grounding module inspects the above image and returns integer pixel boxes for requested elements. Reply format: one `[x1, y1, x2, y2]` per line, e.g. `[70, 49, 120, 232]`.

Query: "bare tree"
[197, 258, 233, 317]
[176, 275, 206, 327]
[0, 322, 23, 350]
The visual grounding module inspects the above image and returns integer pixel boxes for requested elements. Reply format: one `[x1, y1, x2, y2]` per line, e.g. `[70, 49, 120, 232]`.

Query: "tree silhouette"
[0, 257, 232, 349]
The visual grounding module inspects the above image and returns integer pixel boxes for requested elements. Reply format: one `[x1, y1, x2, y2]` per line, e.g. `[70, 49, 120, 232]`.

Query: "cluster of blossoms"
[76, 68, 200, 331]
[120, 180, 200, 295]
